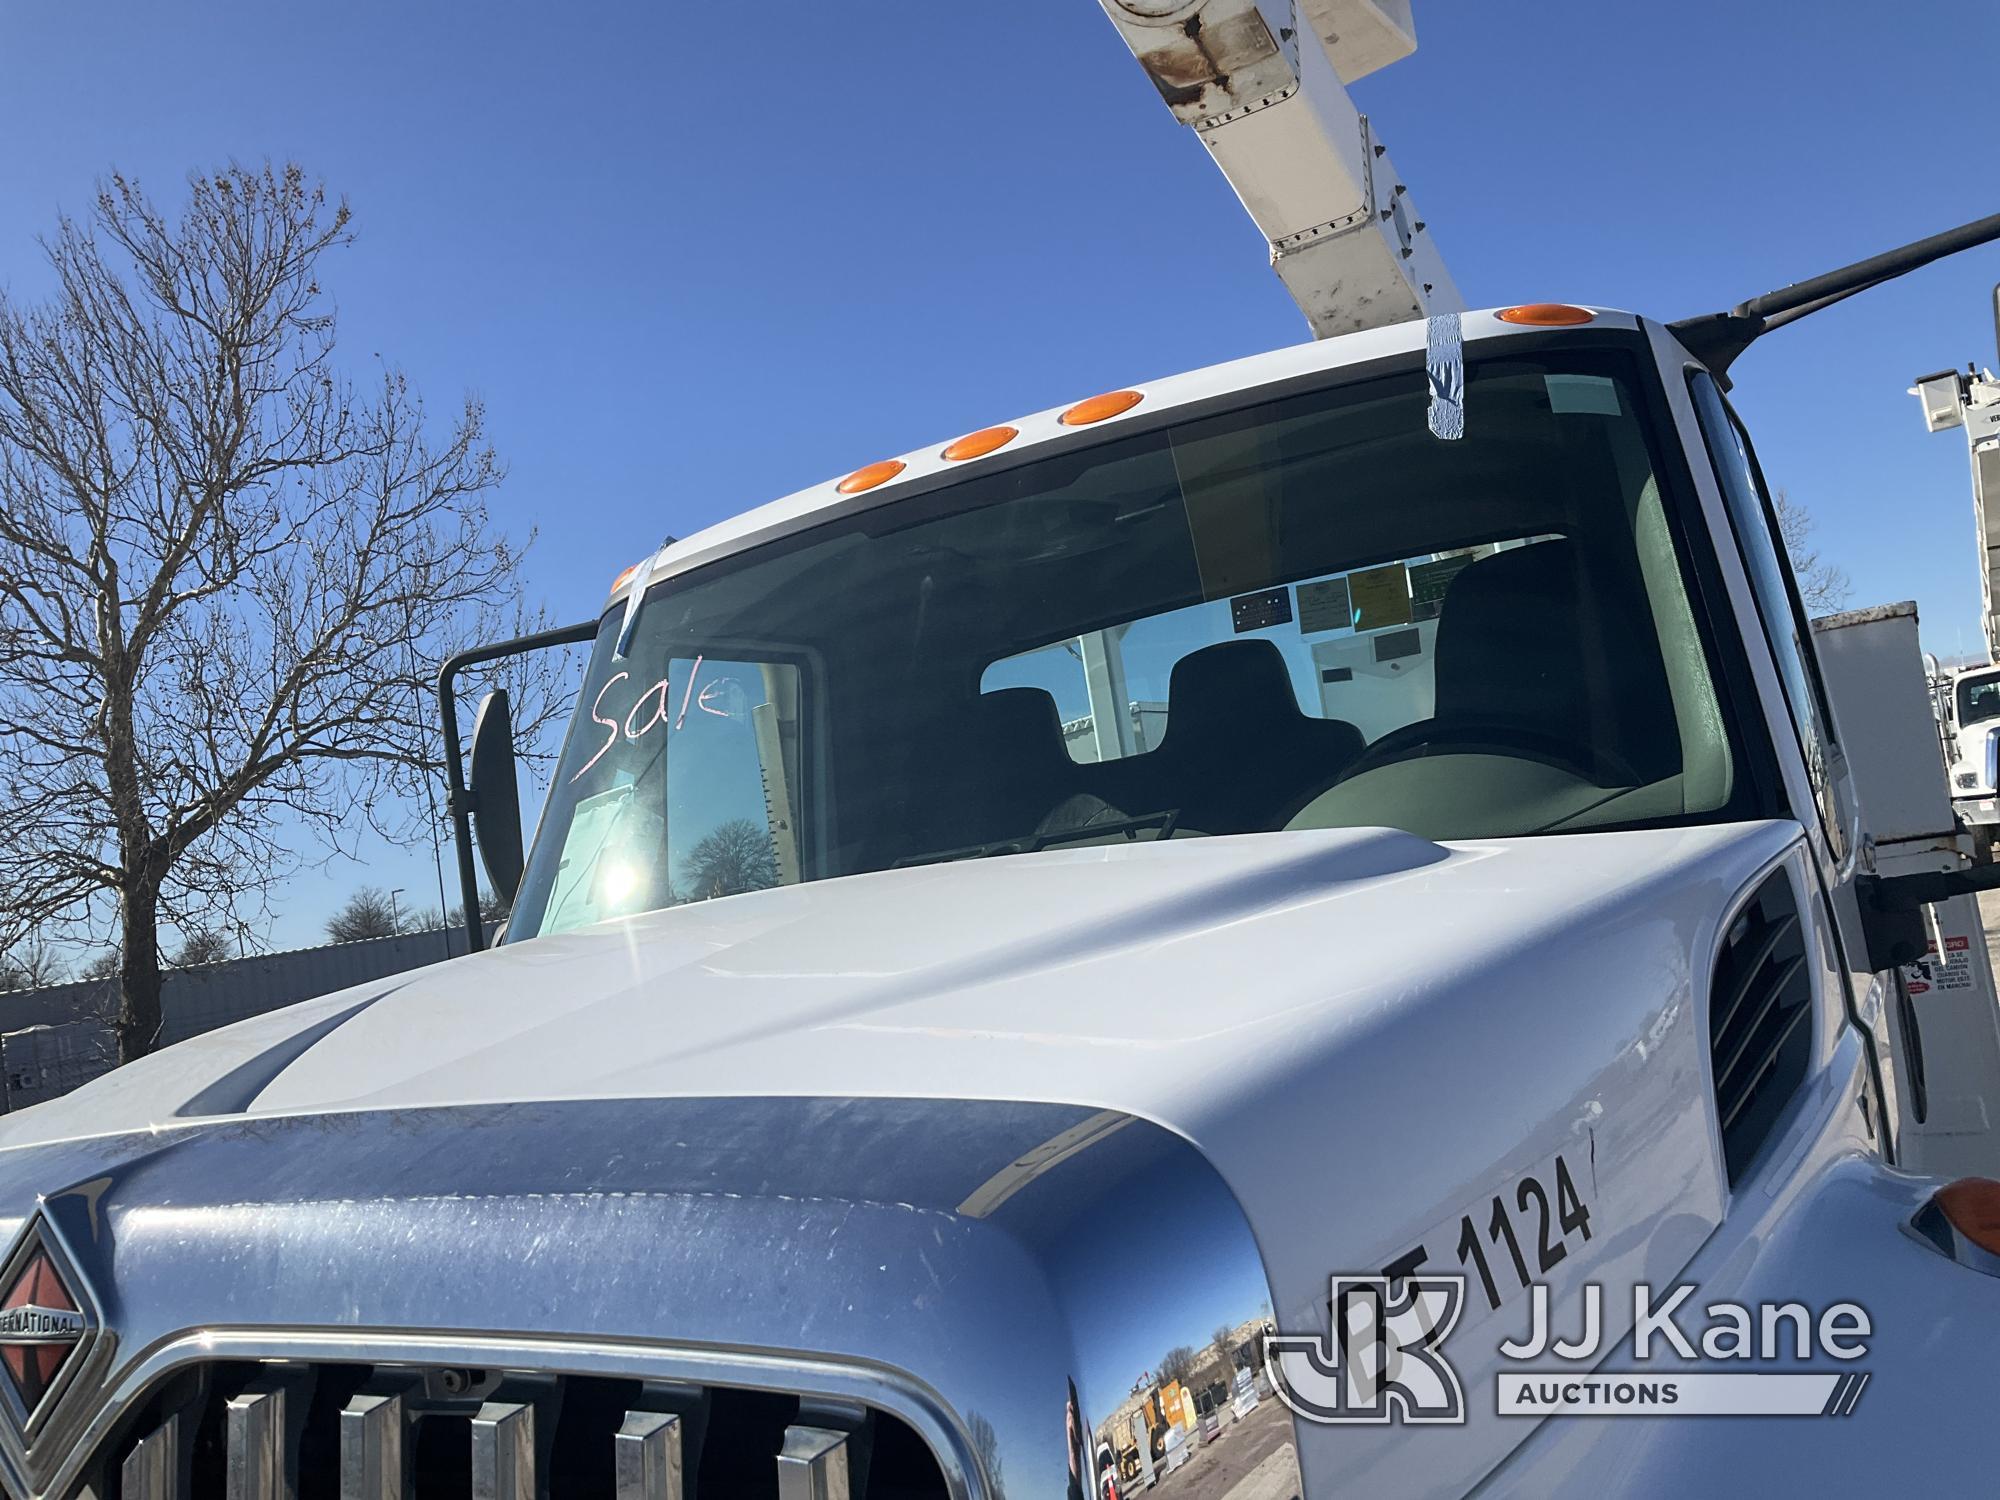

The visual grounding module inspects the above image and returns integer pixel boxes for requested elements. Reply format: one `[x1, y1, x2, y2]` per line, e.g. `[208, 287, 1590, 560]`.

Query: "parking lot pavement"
[1132, 1396, 1299, 1499]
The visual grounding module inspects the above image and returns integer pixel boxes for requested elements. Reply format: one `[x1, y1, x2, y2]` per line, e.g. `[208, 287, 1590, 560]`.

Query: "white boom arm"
[1912, 289, 2000, 658]
[1094, 0, 1461, 338]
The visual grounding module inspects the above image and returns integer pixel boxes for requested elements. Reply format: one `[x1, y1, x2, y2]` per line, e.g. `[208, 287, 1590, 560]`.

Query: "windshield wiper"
[893, 809, 1182, 869]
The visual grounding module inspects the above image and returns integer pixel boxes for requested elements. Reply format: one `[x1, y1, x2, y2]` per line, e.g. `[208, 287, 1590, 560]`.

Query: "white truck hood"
[2, 818, 1811, 1500]
[11, 821, 1791, 1149]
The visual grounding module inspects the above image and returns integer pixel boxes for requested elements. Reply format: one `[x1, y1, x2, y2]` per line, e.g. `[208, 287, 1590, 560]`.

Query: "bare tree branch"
[680, 818, 778, 903]
[0, 937, 69, 991]
[324, 886, 408, 943]
[0, 161, 558, 1061]
[1772, 488, 1851, 616]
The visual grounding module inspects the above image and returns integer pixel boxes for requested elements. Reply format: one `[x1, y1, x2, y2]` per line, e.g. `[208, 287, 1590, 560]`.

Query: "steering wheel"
[1321, 720, 1645, 795]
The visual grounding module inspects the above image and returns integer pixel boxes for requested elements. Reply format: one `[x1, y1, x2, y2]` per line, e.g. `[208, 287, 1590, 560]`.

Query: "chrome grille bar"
[120, 1404, 188, 1500]
[776, 1425, 852, 1500]
[340, 1387, 409, 1499]
[226, 1381, 294, 1500]
[613, 1409, 684, 1499]
[73, 1358, 947, 1499]
[471, 1397, 539, 1500]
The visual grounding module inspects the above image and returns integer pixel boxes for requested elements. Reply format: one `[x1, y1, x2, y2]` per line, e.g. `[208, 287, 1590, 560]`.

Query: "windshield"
[509, 346, 1743, 941]
[1958, 671, 2000, 728]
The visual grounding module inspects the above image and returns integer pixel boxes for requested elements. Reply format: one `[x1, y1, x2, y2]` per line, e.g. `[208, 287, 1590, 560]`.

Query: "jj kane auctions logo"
[1268, 1277, 1873, 1421]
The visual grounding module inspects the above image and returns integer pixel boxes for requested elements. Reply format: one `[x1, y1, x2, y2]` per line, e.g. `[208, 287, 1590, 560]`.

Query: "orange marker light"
[1935, 1178, 2000, 1256]
[942, 425, 1019, 462]
[1496, 303, 1595, 326]
[1060, 389, 1144, 426]
[610, 561, 643, 592]
[836, 459, 906, 495]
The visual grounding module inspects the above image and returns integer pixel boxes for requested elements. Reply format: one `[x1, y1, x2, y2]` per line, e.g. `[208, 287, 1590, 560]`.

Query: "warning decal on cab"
[1903, 933, 1974, 997]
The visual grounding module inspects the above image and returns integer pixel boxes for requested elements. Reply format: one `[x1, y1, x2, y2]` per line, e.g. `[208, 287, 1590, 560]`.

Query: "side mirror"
[440, 617, 598, 953]
[468, 688, 524, 905]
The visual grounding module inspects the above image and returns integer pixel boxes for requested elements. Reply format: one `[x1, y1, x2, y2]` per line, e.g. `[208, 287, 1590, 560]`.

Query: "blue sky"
[5, 0, 1998, 950]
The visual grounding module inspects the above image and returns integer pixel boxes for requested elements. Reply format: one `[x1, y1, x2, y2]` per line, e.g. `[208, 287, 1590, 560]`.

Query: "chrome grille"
[80, 1360, 945, 1499]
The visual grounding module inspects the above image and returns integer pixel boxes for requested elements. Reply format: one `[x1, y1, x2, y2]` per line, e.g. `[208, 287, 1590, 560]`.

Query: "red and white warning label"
[1904, 930, 1974, 997]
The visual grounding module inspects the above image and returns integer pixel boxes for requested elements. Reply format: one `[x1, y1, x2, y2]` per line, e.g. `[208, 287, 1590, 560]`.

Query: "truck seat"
[925, 686, 1081, 851]
[1149, 640, 1365, 834]
[1339, 538, 1675, 786]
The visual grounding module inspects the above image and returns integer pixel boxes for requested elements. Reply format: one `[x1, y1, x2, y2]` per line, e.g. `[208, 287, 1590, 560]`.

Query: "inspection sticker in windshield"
[1296, 576, 1351, 634]
[1230, 587, 1293, 632]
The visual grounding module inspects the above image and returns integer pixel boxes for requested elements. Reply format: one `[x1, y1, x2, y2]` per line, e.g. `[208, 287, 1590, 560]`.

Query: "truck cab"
[1938, 662, 2000, 856]
[8, 302, 2000, 1498]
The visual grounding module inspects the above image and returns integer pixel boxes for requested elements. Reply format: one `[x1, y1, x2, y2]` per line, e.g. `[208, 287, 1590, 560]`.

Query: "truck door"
[1678, 363, 1903, 1156]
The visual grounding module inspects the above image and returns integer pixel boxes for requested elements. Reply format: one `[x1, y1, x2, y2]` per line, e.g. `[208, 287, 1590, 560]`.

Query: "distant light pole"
[389, 888, 406, 934]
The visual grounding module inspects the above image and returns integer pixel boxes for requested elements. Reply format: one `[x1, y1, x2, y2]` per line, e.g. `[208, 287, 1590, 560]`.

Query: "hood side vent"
[1710, 869, 1813, 1184]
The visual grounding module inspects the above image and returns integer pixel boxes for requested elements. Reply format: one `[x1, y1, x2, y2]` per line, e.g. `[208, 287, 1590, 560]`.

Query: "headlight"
[1957, 771, 1980, 790]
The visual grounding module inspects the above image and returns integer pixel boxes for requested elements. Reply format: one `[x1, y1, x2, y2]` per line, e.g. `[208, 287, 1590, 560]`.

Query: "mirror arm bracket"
[1856, 862, 2000, 971]
[438, 618, 600, 954]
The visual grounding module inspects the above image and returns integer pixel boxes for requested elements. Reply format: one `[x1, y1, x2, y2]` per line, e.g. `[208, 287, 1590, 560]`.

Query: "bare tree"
[0, 162, 549, 1063]
[1773, 489, 1850, 616]
[326, 886, 407, 943]
[442, 888, 509, 932]
[963, 1411, 1004, 1499]
[1157, 1345, 1198, 1387]
[679, 818, 779, 901]
[169, 929, 233, 967]
[0, 938, 68, 992]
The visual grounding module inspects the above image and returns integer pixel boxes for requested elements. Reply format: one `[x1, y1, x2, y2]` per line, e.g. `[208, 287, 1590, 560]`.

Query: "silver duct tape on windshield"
[614, 536, 678, 660]
[1426, 311, 1465, 441]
